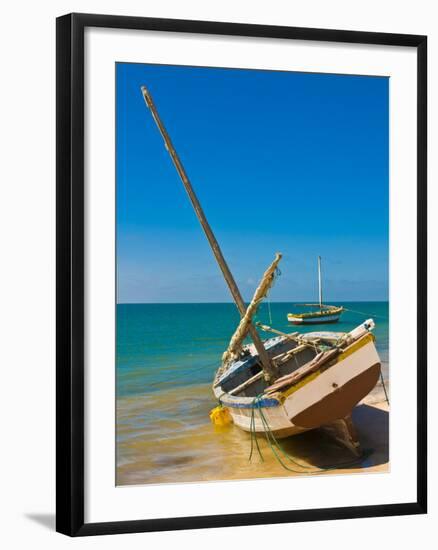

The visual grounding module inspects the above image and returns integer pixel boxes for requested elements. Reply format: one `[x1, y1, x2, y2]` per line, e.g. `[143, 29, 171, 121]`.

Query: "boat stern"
[282, 333, 381, 429]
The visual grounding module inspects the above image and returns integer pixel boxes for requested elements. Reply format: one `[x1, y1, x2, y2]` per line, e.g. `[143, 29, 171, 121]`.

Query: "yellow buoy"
[209, 405, 233, 426]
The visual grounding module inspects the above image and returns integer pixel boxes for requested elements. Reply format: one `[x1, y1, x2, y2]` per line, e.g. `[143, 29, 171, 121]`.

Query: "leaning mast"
[141, 86, 276, 381]
[318, 256, 323, 311]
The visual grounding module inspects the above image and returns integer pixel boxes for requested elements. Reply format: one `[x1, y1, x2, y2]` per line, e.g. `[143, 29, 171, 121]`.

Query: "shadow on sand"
[273, 404, 389, 471]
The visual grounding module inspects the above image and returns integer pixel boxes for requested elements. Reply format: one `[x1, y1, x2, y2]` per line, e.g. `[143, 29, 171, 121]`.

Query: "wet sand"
[116, 379, 389, 486]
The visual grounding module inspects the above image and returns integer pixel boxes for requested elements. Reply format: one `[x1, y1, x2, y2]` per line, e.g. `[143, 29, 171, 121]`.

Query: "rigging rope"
[267, 299, 273, 325]
[248, 395, 373, 474]
[343, 307, 388, 320]
[256, 267, 281, 326]
[380, 371, 390, 406]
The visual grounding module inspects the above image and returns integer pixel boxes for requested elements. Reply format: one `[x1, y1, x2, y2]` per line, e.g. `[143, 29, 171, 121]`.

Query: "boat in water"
[141, 86, 381, 455]
[287, 256, 344, 325]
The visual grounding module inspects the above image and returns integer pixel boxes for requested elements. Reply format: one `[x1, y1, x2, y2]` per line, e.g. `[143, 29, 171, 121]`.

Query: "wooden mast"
[318, 256, 323, 311]
[141, 86, 276, 381]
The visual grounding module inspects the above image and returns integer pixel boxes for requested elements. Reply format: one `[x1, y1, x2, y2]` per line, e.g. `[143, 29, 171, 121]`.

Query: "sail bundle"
[221, 253, 282, 369]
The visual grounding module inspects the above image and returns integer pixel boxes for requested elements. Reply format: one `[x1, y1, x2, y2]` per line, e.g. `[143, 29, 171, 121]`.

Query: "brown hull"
[291, 362, 381, 429]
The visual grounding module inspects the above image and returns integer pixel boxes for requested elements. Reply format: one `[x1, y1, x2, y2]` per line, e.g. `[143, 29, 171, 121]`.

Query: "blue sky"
[116, 63, 388, 303]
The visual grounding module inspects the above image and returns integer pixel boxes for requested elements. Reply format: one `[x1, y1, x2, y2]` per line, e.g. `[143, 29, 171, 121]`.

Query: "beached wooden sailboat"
[214, 282, 380, 452]
[211, 255, 380, 454]
[287, 256, 344, 325]
[141, 86, 381, 455]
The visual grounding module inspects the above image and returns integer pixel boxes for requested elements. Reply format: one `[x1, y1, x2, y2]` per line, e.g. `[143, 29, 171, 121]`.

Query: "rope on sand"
[248, 395, 373, 474]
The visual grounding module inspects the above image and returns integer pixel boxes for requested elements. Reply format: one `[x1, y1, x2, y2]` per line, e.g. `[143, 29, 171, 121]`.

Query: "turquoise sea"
[116, 301, 389, 399]
[116, 302, 389, 485]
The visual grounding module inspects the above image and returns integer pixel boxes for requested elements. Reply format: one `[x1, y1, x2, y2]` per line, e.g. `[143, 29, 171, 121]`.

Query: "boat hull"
[219, 335, 380, 438]
[287, 312, 342, 325]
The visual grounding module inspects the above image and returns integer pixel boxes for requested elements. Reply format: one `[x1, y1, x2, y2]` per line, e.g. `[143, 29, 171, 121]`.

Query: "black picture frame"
[56, 12, 427, 537]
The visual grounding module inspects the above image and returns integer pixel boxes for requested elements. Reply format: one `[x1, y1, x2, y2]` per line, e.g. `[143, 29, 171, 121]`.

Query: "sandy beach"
[116, 379, 389, 486]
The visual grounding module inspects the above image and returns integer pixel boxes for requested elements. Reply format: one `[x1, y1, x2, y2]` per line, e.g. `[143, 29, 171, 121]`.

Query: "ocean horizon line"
[117, 300, 389, 305]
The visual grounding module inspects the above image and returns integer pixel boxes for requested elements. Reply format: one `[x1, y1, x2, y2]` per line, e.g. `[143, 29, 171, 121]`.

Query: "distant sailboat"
[287, 256, 344, 325]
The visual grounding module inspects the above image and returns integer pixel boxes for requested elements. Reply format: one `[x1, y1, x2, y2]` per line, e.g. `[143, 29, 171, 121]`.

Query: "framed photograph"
[56, 13, 427, 536]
